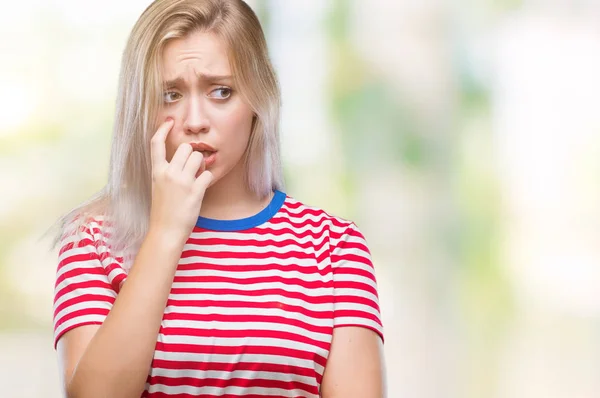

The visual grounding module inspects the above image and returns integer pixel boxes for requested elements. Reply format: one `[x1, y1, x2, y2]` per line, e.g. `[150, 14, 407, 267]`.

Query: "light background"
[1, 0, 600, 397]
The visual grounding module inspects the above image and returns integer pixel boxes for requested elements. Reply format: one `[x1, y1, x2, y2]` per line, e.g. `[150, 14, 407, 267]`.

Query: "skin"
[321, 327, 387, 397]
[156, 30, 271, 220]
[57, 30, 386, 398]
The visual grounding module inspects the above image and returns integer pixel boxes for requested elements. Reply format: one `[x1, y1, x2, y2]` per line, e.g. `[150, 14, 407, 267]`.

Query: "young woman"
[51, 0, 385, 397]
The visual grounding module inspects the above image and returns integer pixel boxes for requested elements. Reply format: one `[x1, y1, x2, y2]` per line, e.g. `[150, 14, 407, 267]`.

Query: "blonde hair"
[45, 0, 284, 269]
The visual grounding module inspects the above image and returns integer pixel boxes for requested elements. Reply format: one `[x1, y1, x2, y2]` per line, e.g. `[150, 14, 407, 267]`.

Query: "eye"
[163, 91, 181, 103]
[208, 87, 232, 100]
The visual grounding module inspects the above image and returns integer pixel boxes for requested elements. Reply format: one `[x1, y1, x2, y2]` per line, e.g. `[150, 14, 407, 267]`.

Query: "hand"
[148, 118, 214, 243]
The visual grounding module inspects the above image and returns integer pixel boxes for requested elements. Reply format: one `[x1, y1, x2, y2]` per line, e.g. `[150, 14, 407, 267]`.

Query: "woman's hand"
[148, 118, 214, 243]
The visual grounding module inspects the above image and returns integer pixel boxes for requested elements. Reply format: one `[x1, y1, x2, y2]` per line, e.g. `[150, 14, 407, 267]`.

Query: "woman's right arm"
[58, 228, 185, 398]
[57, 118, 214, 398]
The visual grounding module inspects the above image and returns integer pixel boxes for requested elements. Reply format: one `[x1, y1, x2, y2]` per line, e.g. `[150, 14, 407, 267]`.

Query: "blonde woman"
[51, 0, 385, 397]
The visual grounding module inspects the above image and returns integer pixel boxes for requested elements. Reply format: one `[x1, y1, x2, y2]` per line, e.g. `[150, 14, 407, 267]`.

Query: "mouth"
[189, 143, 217, 170]
[190, 142, 216, 152]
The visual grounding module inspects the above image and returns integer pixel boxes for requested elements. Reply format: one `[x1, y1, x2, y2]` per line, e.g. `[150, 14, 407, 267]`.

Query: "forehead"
[161, 31, 231, 78]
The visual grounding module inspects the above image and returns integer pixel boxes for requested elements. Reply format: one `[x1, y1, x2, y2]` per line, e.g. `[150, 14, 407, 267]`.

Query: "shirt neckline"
[195, 190, 286, 232]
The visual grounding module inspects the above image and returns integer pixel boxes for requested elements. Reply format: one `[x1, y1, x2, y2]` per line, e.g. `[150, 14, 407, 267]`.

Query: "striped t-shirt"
[53, 190, 384, 397]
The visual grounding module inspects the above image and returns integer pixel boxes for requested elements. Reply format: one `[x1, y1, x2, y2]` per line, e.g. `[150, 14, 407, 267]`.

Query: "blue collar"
[195, 190, 286, 231]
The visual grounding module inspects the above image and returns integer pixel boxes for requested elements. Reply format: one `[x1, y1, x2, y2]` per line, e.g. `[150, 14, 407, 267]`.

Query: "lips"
[189, 142, 217, 168]
[189, 142, 216, 152]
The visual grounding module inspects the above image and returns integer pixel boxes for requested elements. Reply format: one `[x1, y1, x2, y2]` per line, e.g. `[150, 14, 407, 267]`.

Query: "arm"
[56, 118, 213, 398]
[57, 228, 185, 398]
[322, 221, 386, 397]
[320, 326, 386, 398]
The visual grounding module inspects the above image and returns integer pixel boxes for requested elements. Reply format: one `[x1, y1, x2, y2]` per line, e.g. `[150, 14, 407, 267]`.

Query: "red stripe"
[185, 236, 329, 252]
[248, 227, 332, 241]
[334, 309, 382, 326]
[176, 261, 331, 277]
[162, 313, 332, 335]
[55, 307, 110, 329]
[179, 249, 321, 261]
[169, 287, 333, 305]
[334, 294, 379, 308]
[172, 275, 330, 290]
[54, 279, 115, 302]
[154, 343, 328, 367]
[333, 265, 377, 281]
[58, 237, 95, 256]
[160, 328, 330, 351]
[54, 293, 115, 319]
[333, 280, 378, 296]
[54, 320, 103, 349]
[55, 265, 106, 287]
[146, 393, 290, 398]
[146, 374, 318, 394]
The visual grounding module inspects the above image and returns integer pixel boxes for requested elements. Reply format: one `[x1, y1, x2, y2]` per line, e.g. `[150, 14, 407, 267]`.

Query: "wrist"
[146, 226, 188, 252]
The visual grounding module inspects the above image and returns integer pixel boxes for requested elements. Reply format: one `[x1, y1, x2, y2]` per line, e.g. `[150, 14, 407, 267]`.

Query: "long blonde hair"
[46, 0, 284, 269]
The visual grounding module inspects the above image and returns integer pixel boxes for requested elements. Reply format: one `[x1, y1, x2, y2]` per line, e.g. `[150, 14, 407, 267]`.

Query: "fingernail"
[166, 117, 173, 122]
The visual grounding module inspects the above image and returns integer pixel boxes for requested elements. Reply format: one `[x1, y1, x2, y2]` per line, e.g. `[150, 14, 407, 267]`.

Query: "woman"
[51, 0, 386, 397]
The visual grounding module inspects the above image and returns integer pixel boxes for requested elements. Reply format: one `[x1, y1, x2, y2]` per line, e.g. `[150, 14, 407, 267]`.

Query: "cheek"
[219, 106, 254, 142]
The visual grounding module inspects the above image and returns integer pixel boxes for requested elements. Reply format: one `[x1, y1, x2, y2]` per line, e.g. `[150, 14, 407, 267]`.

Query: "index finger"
[150, 119, 174, 169]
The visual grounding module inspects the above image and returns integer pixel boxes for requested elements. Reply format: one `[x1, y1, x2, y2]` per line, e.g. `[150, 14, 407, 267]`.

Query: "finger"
[150, 119, 175, 170]
[169, 143, 193, 171]
[192, 170, 214, 197]
[183, 151, 204, 178]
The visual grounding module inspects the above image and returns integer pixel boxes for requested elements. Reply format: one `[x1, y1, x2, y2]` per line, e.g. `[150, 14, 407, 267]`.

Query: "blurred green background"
[2, 0, 600, 397]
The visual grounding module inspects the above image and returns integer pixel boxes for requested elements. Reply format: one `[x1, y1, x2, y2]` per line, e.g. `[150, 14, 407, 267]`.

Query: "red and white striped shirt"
[53, 190, 384, 397]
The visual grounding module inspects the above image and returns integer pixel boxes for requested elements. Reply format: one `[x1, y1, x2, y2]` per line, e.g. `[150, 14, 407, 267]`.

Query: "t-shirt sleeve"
[52, 221, 117, 349]
[330, 222, 384, 342]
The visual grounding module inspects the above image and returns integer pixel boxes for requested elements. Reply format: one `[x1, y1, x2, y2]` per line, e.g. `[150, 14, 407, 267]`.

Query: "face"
[156, 30, 255, 186]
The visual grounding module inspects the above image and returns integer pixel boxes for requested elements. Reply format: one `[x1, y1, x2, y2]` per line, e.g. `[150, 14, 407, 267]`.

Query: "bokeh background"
[2, 0, 600, 397]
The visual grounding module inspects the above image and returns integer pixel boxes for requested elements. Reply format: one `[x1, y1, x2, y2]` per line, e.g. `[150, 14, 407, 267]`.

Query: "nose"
[183, 94, 210, 135]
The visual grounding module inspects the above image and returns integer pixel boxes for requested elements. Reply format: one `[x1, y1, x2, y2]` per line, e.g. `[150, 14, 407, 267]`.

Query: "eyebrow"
[162, 74, 233, 89]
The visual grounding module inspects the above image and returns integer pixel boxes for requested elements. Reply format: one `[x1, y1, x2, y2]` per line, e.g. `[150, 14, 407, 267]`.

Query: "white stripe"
[165, 305, 333, 328]
[54, 282, 115, 304]
[170, 281, 331, 296]
[334, 317, 383, 335]
[334, 288, 379, 303]
[54, 314, 106, 339]
[188, 230, 328, 247]
[106, 267, 126, 283]
[54, 275, 114, 299]
[274, 212, 339, 225]
[167, 293, 334, 312]
[335, 274, 378, 290]
[149, 367, 316, 387]
[182, 242, 330, 258]
[258, 222, 329, 236]
[157, 335, 329, 354]
[147, 383, 316, 397]
[54, 296, 113, 321]
[332, 244, 370, 258]
[58, 244, 100, 264]
[333, 302, 380, 315]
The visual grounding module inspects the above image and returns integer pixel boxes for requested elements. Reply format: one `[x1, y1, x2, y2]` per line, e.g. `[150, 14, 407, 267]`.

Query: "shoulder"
[58, 213, 122, 266]
[278, 193, 358, 232]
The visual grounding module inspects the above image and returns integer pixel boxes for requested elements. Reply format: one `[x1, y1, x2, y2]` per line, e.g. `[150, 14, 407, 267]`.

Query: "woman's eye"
[163, 91, 181, 103]
[208, 87, 232, 100]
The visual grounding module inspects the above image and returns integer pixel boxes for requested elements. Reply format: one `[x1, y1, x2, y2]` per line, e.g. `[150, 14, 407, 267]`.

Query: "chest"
[147, 248, 335, 397]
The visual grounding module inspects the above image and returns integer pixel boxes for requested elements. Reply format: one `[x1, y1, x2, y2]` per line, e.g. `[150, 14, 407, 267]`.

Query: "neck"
[199, 160, 272, 220]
